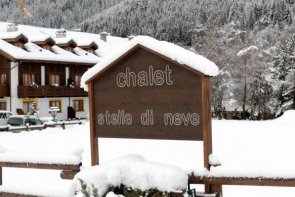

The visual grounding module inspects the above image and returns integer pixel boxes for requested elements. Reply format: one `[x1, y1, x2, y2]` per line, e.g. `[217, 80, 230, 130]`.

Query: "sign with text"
[92, 47, 205, 140]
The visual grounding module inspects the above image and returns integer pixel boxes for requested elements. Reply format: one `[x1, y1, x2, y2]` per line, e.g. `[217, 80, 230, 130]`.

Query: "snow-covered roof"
[29, 35, 55, 44]
[73, 47, 99, 59]
[0, 22, 128, 65]
[0, 31, 21, 39]
[0, 31, 28, 42]
[78, 41, 99, 50]
[81, 36, 219, 90]
[54, 37, 77, 46]
[0, 39, 100, 64]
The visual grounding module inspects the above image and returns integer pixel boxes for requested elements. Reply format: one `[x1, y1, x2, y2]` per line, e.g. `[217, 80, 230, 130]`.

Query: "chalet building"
[0, 22, 128, 120]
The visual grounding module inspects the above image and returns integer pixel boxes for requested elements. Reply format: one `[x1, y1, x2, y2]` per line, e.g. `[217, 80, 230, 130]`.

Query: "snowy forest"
[0, 0, 294, 119]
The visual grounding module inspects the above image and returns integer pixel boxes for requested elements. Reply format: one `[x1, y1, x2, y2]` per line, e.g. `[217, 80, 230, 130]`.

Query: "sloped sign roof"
[81, 36, 219, 90]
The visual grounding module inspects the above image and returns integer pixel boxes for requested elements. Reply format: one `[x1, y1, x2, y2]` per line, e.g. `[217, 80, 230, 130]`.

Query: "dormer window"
[43, 45, 51, 50]
[15, 42, 24, 48]
[88, 49, 94, 53]
[65, 47, 73, 52]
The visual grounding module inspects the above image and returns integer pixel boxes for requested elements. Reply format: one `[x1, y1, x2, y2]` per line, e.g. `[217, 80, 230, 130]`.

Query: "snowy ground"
[0, 111, 295, 196]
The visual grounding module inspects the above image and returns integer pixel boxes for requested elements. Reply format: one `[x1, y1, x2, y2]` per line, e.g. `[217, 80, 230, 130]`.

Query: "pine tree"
[249, 71, 273, 120]
[273, 33, 295, 115]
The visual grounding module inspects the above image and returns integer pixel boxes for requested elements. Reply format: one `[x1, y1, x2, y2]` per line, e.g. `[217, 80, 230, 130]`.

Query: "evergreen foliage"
[273, 34, 295, 115]
[76, 179, 180, 197]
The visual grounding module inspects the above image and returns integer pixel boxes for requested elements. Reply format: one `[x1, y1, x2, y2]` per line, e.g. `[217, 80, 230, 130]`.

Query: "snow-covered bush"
[74, 155, 188, 197]
[76, 180, 178, 197]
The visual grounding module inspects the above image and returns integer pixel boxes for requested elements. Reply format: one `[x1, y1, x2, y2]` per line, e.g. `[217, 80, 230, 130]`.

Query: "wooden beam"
[0, 193, 38, 197]
[60, 170, 79, 180]
[89, 82, 99, 166]
[0, 162, 80, 171]
[202, 77, 216, 195]
[0, 166, 2, 185]
[202, 77, 213, 169]
[0, 49, 16, 62]
[0, 192, 184, 197]
[189, 176, 295, 187]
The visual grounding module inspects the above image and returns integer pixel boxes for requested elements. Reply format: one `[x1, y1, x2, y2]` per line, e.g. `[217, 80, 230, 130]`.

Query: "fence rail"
[189, 174, 295, 188]
[0, 120, 82, 132]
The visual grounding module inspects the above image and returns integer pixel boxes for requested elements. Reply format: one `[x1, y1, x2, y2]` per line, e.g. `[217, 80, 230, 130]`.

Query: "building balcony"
[18, 85, 88, 98]
[0, 86, 10, 97]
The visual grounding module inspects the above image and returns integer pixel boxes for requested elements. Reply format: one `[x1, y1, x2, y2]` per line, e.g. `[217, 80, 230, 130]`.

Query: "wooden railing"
[18, 85, 88, 98]
[0, 86, 9, 97]
[188, 174, 295, 197]
[189, 175, 295, 187]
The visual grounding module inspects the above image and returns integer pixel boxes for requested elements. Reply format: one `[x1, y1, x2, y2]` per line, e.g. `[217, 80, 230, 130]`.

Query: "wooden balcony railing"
[0, 86, 10, 97]
[18, 85, 88, 98]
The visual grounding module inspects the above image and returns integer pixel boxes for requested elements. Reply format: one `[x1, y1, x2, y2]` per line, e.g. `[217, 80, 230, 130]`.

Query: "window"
[0, 101, 6, 110]
[74, 75, 81, 86]
[0, 112, 12, 119]
[15, 42, 24, 48]
[23, 102, 32, 114]
[0, 74, 7, 85]
[23, 73, 35, 86]
[73, 99, 84, 112]
[49, 74, 60, 86]
[66, 47, 73, 52]
[43, 45, 51, 50]
[22, 99, 38, 115]
[25, 117, 43, 126]
[49, 99, 62, 112]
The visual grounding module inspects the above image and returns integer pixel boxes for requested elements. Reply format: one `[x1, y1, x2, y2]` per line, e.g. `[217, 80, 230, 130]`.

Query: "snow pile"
[81, 36, 219, 91]
[0, 152, 81, 165]
[73, 47, 100, 59]
[0, 124, 85, 165]
[24, 42, 45, 53]
[275, 110, 295, 123]
[75, 154, 188, 196]
[0, 185, 72, 197]
[106, 192, 124, 197]
[194, 165, 295, 180]
[209, 154, 221, 167]
[0, 31, 24, 40]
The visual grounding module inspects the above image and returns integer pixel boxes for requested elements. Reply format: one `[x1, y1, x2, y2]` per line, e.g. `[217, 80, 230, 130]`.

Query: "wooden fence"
[188, 174, 295, 197]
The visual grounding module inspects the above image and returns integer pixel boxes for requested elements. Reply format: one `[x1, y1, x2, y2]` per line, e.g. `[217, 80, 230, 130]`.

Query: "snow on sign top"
[81, 36, 219, 90]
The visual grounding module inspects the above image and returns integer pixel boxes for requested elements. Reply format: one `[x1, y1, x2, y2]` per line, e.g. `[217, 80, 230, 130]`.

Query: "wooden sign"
[87, 44, 212, 167]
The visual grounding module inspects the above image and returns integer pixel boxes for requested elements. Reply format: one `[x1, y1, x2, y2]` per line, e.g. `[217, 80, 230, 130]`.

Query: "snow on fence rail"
[188, 173, 295, 197]
[188, 175, 295, 187]
[0, 120, 82, 132]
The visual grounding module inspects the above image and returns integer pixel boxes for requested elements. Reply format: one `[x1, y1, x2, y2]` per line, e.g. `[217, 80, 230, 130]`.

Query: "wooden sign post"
[85, 39, 218, 194]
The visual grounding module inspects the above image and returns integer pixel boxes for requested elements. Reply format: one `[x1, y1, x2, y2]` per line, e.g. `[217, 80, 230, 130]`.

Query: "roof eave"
[85, 43, 208, 85]
[0, 49, 17, 62]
